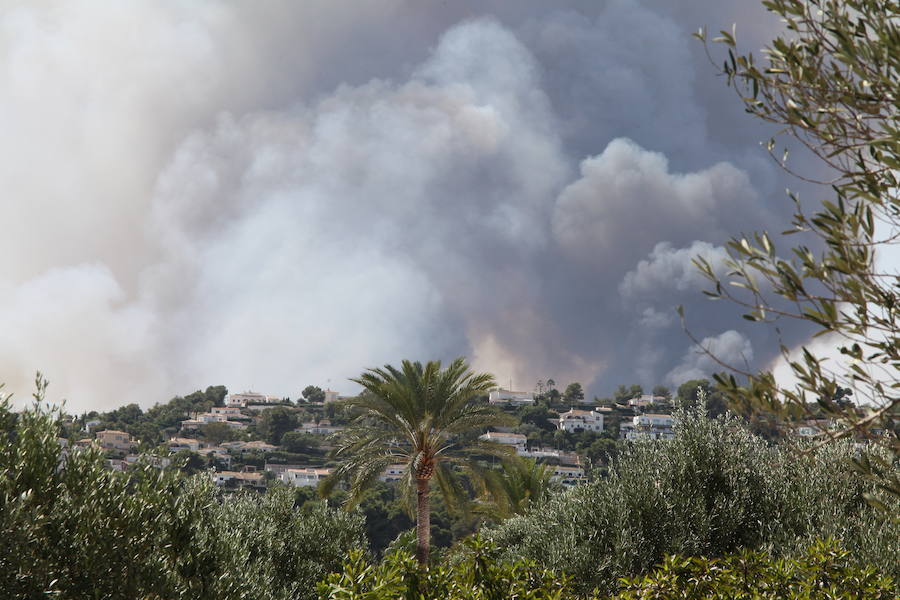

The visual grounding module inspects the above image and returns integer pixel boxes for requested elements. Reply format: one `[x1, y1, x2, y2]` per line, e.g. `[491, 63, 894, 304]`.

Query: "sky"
[0, 1, 823, 413]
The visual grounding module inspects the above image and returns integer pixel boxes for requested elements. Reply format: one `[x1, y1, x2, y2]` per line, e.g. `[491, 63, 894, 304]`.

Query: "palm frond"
[471, 456, 554, 520]
[331, 358, 504, 531]
[438, 403, 512, 436]
[330, 423, 400, 459]
[437, 437, 516, 461]
[322, 449, 408, 508]
[433, 459, 471, 516]
[340, 395, 416, 444]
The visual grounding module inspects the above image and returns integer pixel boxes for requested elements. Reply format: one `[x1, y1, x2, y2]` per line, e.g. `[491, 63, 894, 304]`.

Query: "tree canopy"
[257, 406, 300, 445]
[695, 0, 900, 505]
[301, 385, 326, 404]
[322, 358, 507, 564]
[563, 382, 585, 404]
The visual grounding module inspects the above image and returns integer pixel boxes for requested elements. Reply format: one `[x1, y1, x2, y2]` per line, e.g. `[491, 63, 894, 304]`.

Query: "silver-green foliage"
[0, 390, 365, 600]
[614, 539, 896, 600]
[319, 537, 575, 600]
[693, 0, 900, 507]
[484, 407, 898, 595]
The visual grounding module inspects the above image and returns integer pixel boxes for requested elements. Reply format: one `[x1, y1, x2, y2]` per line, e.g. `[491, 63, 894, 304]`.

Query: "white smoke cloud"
[620, 241, 730, 300]
[552, 139, 759, 268]
[637, 308, 675, 330]
[666, 330, 754, 386]
[145, 19, 571, 398]
[0, 3, 796, 411]
[0, 265, 164, 406]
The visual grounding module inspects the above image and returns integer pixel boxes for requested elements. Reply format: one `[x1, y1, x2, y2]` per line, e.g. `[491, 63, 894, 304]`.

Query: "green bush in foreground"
[614, 539, 895, 600]
[0, 392, 366, 600]
[319, 537, 576, 600]
[484, 408, 899, 595]
[318, 538, 896, 599]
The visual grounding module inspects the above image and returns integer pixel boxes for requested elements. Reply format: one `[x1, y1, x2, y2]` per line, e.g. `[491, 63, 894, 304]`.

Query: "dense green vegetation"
[318, 538, 896, 600]
[319, 538, 573, 600]
[2, 380, 896, 598]
[323, 358, 505, 564]
[319, 481, 474, 556]
[614, 540, 896, 599]
[71, 385, 228, 445]
[0, 395, 365, 600]
[484, 407, 899, 596]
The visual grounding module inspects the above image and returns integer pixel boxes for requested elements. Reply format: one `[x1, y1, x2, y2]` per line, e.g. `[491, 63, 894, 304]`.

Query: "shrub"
[319, 537, 896, 599]
[0, 393, 366, 600]
[484, 407, 898, 595]
[318, 537, 579, 600]
[614, 539, 896, 599]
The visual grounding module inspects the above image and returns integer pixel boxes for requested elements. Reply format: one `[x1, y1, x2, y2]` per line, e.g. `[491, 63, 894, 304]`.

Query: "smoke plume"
[0, 1, 808, 411]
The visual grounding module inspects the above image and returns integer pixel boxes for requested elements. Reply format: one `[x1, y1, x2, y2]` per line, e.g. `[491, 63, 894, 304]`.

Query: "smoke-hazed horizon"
[0, 1, 817, 412]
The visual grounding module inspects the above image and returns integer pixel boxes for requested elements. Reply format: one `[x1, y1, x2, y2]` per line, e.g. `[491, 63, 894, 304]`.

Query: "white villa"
[480, 431, 527, 454]
[298, 421, 344, 435]
[620, 413, 675, 440]
[198, 447, 232, 468]
[211, 406, 245, 417]
[181, 412, 247, 431]
[225, 391, 281, 408]
[95, 430, 134, 452]
[628, 394, 668, 408]
[488, 389, 534, 406]
[557, 409, 604, 433]
[549, 464, 586, 486]
[280, 467, 332, 488]
[167, 437, 202, 452]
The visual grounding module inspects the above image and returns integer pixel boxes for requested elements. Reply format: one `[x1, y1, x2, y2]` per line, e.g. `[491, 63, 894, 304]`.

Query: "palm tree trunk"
[415, 477, 430, 565]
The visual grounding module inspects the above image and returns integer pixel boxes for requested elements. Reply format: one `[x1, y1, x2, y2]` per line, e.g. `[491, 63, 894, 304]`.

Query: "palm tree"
[321, 358, 509, 565]
[475, 455, 554, 520]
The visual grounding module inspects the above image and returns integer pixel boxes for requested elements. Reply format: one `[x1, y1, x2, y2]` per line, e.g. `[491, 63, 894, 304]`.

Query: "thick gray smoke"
[0, 1, 805, 412]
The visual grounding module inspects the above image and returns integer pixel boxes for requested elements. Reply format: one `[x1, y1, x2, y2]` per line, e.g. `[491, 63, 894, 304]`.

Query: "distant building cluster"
[478, 431, 586, 486]
[55, 384, 690, 493]
[68, 429, 173, 473]
[55, 379, 873, 501]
